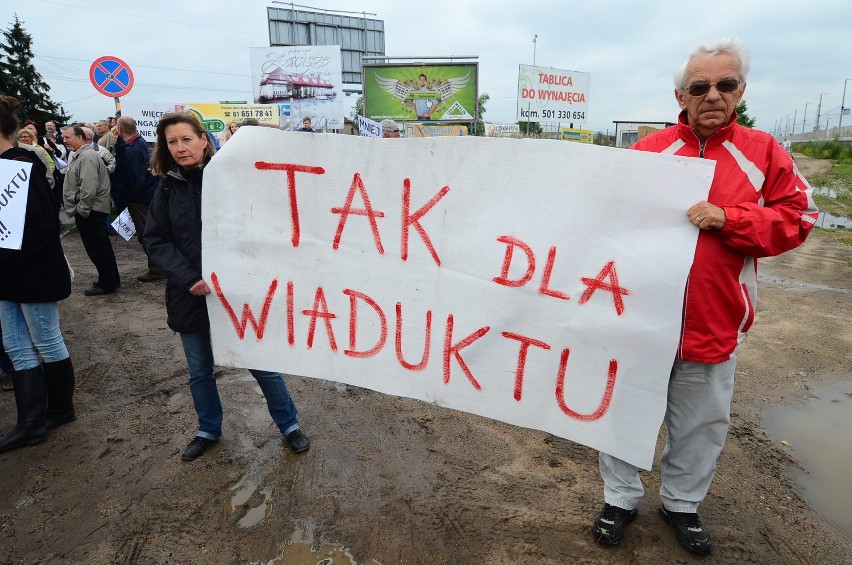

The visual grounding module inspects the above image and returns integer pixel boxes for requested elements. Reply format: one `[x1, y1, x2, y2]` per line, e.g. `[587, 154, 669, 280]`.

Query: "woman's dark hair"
[0, 95, 21, 138]
[22, 119, 40, 134]
[150, 111, 216, 176]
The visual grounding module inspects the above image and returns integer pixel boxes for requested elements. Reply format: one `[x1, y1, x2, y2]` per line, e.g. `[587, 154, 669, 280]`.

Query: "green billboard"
[363, 64, 478, 122]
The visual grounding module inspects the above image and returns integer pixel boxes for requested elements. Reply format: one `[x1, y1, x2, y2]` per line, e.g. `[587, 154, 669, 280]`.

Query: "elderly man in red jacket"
[591, 36, 818, 555]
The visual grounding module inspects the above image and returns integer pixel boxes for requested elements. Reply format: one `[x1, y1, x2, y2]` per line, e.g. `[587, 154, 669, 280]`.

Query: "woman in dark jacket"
[145, 112, 310, 461]
[0, 96, 76, 453]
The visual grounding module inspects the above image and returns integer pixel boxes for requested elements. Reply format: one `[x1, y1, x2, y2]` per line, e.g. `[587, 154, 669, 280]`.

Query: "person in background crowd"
[381, 119, 401, 138]
[298, 117, 315, 132]
[16, 128, 56, 191]
[80, 127, 115, 175]
[96, 120, 116, 151]
[62, 125, 121, 296]
[24, 120, 62, 159]
[112, 116, 163, 282]
[0, 95, 76, 452]
[145, 111, 310, 461]
[591, 36, 818, 556]
[26, 121, 66, 208]
[45, 120, 64, 150]
[218, 121, 239, 145]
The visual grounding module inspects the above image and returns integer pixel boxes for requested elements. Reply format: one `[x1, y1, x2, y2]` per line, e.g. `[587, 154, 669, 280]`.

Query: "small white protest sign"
[0, 160, 33, 250]
[110, 207, 136, 241]
[203, 128, 715, 469]
[358, 115, 382, 138]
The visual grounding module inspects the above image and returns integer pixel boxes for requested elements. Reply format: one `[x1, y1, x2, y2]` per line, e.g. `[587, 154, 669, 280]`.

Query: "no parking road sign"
[89, 56, 134, 97]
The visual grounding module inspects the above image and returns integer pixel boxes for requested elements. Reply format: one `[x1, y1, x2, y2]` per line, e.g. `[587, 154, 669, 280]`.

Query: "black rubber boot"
[0, 366, 48, 453]
[42, 357, 76, 431]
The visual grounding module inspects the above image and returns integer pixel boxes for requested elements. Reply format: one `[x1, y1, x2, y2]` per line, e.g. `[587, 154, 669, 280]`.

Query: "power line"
[42, 74, 251, 94]
[31, 0, 267, 38]
[35, 53, 251, 78]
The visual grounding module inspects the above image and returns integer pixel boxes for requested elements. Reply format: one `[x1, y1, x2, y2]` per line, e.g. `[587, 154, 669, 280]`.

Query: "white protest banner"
[204, 128, 715, 469]
[0, 160, 33, 250]
[358, 115, 381, 138]
[118, 102, 177, 142]
[518, 64, 590, 123]
[110, 207, 136, 241]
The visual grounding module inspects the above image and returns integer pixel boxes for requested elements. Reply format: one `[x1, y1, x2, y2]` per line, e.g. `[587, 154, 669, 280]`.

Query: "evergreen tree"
[736, 100, 755, 128]
[0, 15, 69, 126]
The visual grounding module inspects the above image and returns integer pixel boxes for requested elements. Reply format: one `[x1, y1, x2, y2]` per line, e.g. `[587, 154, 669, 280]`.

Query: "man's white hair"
[673, 36, 750, 90]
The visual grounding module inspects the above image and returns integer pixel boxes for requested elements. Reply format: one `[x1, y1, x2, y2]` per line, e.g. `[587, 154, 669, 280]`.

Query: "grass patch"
[795, 141, 852, 191]
[793, 140, 852, 161]
[812, 227, 852, 246]
[813, 190, 852, 217]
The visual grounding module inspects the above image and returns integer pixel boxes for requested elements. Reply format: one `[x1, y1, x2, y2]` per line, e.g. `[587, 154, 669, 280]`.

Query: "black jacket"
[112, 134, 158, 210]
[0, 147, 71, 303]
[144, 166, 209, 333]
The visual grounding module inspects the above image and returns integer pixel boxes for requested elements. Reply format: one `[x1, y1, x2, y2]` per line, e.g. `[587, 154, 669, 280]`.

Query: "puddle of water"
[258, 518, 383, 565]
[224, 479, 258, 514]
[812, 187, 852, 228]
[816, 212, 852, 229]
[758, 274, 852, 294]
[269, 542, 361, 565]
[237, 485, 273, 528]
[763, 380, 852, 537]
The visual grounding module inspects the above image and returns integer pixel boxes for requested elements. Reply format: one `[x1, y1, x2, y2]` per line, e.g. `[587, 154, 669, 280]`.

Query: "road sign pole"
[114, 97, 121, 117]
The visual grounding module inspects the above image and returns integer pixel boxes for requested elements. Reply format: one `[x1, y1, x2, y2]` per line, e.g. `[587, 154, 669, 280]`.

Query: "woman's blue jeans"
[0, 301, 70, 371]
[179, 332, 300, 440]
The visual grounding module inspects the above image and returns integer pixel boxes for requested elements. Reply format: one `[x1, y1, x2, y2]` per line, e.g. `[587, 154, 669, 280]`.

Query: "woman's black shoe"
[181, 436, 218, 460]
[285, 429, 310, 453]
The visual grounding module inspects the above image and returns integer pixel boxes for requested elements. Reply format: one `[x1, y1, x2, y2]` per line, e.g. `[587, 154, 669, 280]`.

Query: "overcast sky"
[13, 0, 852, 135]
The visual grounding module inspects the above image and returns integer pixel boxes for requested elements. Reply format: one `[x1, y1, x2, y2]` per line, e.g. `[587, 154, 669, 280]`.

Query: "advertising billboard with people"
[363, 63, 478, 123]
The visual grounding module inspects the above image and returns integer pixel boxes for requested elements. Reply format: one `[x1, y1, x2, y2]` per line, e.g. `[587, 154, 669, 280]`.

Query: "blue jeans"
[0, 301, 70, 371]
[179, 332, 300, 440]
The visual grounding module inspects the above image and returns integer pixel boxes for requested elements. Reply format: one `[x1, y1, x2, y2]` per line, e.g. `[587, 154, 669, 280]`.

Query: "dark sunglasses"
[685, 78, 741, 97]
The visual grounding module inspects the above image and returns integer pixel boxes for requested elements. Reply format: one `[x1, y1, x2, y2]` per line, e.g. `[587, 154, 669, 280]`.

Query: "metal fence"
[780, 125, 852, 143]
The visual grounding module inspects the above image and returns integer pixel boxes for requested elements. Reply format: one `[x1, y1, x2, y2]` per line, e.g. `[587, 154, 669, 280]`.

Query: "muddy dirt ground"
[1, 154, 850, 564]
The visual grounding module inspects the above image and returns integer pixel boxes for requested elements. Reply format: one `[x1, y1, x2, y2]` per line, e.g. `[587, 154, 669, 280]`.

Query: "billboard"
[517, 64, 590, 123]
[266, 6, 385, 85]
[484, 123, 520, 137]
[250, 45, 345, 130]
[363, 64, 478, 122]
[179, 103, 279, 133]
[561, 128, 594, 143]
[120, 101, 280, 142]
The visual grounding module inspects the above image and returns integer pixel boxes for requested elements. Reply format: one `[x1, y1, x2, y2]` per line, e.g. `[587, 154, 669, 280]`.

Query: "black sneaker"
[658, 507, 712, 554]
[285, 428, 310, 453]
[592, 503, 638, 544]
[181, 436, 218, 461]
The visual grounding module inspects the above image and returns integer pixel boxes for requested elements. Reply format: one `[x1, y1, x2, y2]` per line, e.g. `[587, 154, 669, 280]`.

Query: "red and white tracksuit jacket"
[632, 112, 818, 364]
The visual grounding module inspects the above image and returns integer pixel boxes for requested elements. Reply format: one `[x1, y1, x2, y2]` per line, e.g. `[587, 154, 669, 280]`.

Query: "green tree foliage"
[593, 131, 615, 146]
[518, 120, 542, 135]
[0, 15, 69, 126]
[349, 95, 364, 126]
[469, 92, 489, 136]
[736, 100, 755, 128]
